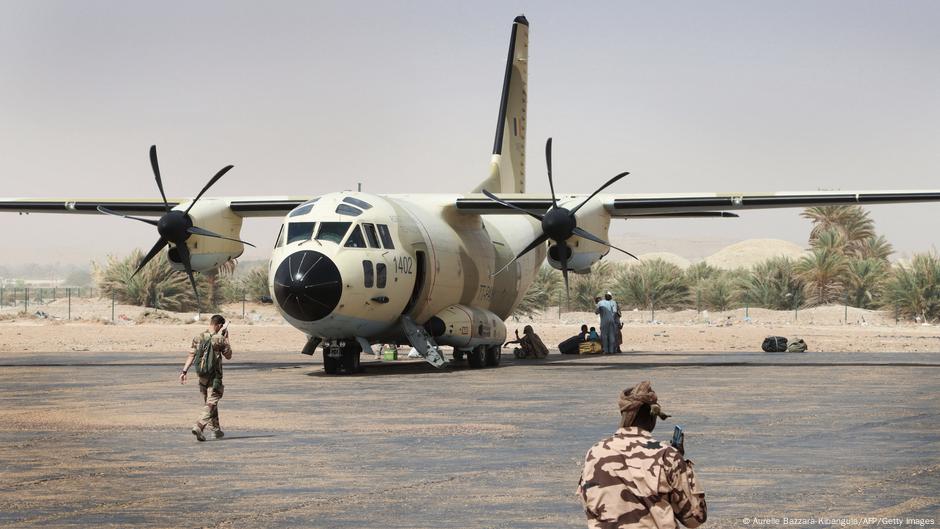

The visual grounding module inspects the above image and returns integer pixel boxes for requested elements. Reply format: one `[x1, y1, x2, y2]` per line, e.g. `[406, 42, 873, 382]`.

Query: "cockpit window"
[362, 223, 380, 248]
[377, 224, 395, 249]
[287, 222, 316, 244]
[344, 225, 367, 248]
[316, 222, 351, 244]
[289, 199, 318, 217]
[343, 197, 372, 210]
[335, 204, 363, 216]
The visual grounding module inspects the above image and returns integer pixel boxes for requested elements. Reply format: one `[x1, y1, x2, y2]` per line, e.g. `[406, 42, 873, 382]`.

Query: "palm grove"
[93, 206, 940, 322]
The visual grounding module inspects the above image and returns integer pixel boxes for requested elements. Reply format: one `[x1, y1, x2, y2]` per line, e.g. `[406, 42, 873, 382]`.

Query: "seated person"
[506, 325, 549, 359]
[559, 324, 590, 355]
[588, 326, 600, 342]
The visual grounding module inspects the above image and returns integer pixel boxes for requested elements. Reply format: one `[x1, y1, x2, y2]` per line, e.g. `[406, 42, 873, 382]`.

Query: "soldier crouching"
[179, 314, 233, 442]
[577, 380, 707, 528]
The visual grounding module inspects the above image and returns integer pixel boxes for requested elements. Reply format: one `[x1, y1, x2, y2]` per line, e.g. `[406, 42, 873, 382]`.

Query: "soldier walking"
[180, 314, 232, 442]
[577, 381, 707, 528]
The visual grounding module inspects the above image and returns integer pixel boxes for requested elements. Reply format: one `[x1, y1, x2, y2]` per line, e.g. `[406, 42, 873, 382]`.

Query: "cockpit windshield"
[316, 222, 351, 244]
[287, 222, 316, 244]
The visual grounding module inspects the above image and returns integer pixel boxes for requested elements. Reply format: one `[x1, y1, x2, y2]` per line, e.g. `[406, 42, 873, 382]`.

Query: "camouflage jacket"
[190, 331, 232, 380]
[578, 427, 706, 529]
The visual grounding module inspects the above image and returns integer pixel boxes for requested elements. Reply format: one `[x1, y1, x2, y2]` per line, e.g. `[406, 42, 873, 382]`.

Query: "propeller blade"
[131, 238, 169, 278]
[546, 137, 557, 208]
[187, 226, 256, 247]
[96, 206, 159, 226]
[572, 227, 639, 261]
[559, 241, 570, 303]
[492, 232, 550, 277]
[185, 165, 234, 215]
[568, 171, 630, 216]
[481, 189, 544, 221]
[150, 145, 170, 213]
[175, 243, 201, 307]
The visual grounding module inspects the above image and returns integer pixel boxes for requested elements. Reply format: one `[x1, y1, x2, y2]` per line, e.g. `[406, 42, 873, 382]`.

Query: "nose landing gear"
[323, 340, 361, 375]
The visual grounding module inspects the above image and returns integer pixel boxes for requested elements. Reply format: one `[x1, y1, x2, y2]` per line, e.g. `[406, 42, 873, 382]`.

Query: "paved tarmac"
[0, 349, 938, 528]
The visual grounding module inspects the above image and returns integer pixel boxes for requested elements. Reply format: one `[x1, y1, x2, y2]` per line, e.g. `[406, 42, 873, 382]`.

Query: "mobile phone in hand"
[671, 425, 684, 452]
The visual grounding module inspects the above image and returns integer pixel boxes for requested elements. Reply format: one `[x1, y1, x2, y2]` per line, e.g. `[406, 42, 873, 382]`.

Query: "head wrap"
[618, 380, 670, 428]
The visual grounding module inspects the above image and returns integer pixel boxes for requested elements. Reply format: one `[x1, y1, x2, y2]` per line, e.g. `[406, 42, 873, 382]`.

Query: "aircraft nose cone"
[273, 250, 342, 322]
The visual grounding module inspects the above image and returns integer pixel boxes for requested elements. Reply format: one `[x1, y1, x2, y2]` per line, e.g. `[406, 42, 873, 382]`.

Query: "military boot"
[191, 425, 206, 442]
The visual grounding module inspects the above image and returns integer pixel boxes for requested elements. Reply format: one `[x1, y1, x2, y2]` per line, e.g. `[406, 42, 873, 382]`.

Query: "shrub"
[513, 265, 562, 317]
[738, 256, 803, 309]
[614, 258, 689, 310]
[92, 250, 200, 312]
[884, 253, 940, 322]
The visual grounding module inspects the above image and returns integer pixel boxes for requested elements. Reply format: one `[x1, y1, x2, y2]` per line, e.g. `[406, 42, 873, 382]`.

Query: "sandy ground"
[1, 299, 938, 354]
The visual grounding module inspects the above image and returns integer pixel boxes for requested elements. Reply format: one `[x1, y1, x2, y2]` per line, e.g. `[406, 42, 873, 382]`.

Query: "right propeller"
[482, 137, 638, 299]
[96, 145, 254, 306]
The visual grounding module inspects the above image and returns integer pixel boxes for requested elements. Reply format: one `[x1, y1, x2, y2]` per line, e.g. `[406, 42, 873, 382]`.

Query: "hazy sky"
[1, 1, 938, 269]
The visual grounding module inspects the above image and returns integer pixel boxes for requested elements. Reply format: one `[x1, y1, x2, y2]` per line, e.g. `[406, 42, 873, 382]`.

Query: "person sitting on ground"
[559, 324, 590, 355]
[588, 326, 600, 342]
[505, 325, 549, 359]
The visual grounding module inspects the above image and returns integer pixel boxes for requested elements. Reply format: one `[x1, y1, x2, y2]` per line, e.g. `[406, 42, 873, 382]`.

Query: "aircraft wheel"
[467, 345, 486, 368]
[484, 344, 501, 367]
[453, 350, 465, 362]
[341, 347, 361, 374]
[323, 352, 340, 374]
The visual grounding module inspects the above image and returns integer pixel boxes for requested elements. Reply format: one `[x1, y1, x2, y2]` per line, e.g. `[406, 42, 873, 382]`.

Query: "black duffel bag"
[761, 336, 788, 352]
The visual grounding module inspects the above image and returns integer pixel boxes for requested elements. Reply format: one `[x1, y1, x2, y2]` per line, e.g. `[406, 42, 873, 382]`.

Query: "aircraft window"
[362, 260, 374, 288]
[335, 204, 363, 216]
[275, 224, 285, 248]
[316, 222, 351, 244]
[287, 222, 316, 244]
[344, 226, 367, 248]
[363, 223, 380, 248]
[377, 224, 395, 249]
[289, 204, 313, 217]
[343, 197, 373, 210]
[376, 263, 387, 288]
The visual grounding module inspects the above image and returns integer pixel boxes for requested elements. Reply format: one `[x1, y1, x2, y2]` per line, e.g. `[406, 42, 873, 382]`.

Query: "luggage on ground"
[761, 336, 788, 353]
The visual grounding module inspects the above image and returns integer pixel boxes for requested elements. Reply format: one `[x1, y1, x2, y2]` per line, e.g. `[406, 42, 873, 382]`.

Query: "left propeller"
[96, 145, 255, 305]
[482, 137, 638, 300]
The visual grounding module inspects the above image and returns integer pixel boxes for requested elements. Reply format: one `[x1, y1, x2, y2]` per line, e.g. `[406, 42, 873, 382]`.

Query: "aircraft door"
[402, 249, 427, 317]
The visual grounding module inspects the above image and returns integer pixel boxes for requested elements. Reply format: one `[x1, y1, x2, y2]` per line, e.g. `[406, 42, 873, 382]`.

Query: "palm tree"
[738, 256, 803, 310]
[855, 234, 893, 261]
[796, 230, 850, 305]
[570, 261, 615, 312]
[93, 250, 199, 311]
[884, 253, 940, 322]
[514, 265, 563, 317]
[613, 258, 689, 311]
[844, 258, 887, 309]
[802, 205, 874, 244]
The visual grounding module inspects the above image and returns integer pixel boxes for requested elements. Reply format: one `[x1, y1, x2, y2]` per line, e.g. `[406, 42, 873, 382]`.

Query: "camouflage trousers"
[196, 377, 224, 431]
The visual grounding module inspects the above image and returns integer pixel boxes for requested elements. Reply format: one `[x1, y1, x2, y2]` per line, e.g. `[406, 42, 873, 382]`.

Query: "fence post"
[25, 287, 29, 314]
[53, 286, 56, 301]
[111, 291, 115, 322]
[242, 290, 246, 318]
[0, 285, 3, 309]
[844, 293, 848, 324]
[68, 288, 71, 321]
[745, 301, 749, 320]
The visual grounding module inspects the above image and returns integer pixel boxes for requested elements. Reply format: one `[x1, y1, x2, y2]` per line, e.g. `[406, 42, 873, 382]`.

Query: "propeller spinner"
[483, 137, 638, 299]
[97, 145, 255, 305]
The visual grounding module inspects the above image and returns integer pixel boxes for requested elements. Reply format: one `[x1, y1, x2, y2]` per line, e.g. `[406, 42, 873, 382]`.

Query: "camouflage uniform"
[191, 331, 232, 433]
[578, 426, 706, 529]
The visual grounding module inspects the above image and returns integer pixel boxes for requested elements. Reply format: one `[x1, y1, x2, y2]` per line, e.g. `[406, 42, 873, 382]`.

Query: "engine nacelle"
[546, 198, 611, 274]
[424, 304, 507, 349]
[167, 198, 245, 273]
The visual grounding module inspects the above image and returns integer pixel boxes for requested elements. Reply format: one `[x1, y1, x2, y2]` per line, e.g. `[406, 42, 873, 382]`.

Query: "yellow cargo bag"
[579, 341, 603, 354]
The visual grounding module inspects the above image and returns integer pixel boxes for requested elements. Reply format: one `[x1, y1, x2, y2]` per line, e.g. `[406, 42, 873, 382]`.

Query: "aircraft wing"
[454, 190, 940, 217]
[0, 197, 309, 217]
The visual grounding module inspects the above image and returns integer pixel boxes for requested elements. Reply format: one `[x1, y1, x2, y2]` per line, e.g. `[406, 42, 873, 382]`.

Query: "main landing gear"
[465, 344, 501, 368]
[323, 340, 361, 375]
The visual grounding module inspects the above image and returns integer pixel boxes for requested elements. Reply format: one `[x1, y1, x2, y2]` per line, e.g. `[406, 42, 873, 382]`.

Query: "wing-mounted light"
[481, 137, 637, 299]
[96, 145, 254, 304]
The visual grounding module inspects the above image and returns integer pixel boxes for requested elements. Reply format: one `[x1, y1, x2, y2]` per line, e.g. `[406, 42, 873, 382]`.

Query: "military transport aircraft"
[3, 16, 939, 374]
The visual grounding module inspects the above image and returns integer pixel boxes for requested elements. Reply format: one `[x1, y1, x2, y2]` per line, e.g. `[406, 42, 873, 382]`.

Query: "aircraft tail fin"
[473, 15, 528, 195]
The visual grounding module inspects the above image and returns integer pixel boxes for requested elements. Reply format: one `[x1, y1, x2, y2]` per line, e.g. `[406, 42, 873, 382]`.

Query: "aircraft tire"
[453, 350, 465, 362]
[341, 349, 361, 374]
[467, 345, 486, 368]
[323, 354, 340, 374]
[484, 344, 501, 367]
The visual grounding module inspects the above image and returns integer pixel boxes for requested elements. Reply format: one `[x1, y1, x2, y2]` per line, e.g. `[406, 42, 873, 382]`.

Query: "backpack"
[194, 332, 222, 379]
[786, 338, 808, 353]
[761, 336, 788, 353]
